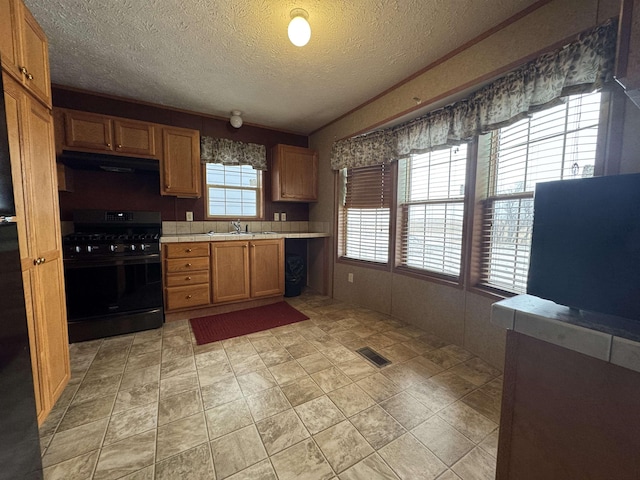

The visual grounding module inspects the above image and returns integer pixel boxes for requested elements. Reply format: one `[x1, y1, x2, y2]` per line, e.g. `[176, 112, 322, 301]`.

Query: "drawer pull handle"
[186, 295, 192, 299]
[186, 276, 191, 280]
[186, 248, 192, 252]
[186, 263, 192, 267]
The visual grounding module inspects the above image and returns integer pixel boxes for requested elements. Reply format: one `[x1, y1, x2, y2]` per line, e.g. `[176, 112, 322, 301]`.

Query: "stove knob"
[140, 244, 146, 251]
[130, 244, 136, 251]
[110, 244, 118, 252]
[74, 246, 81, 253]
[86, 245, 93, 253]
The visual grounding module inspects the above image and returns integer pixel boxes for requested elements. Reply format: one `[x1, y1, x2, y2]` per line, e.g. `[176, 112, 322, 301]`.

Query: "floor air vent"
[356, 347, 391, 368]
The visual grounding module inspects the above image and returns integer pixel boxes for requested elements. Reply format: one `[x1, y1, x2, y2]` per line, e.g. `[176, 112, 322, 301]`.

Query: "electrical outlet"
[281, 212, 287, 222]
[274, 212, 280, 221]
[348, 273, 354, 283]
[186, 211, 193, 221]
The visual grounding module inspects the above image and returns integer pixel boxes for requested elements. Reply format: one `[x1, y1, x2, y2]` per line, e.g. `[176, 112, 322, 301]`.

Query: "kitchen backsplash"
[162, 221, 331, 235]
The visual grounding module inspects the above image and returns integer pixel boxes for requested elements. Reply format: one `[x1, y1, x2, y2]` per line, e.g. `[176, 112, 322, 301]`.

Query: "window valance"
[201, 136, 267, 170]
[331, 19, 617, 170]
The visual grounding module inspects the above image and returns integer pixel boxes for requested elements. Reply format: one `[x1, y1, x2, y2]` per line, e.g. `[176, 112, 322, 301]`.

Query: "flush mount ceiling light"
[288, 8, 311, 47]
[229, 110, 243, 128]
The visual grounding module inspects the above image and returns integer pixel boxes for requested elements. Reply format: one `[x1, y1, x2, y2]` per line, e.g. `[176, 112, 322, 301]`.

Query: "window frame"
[203, 163, 264, 220]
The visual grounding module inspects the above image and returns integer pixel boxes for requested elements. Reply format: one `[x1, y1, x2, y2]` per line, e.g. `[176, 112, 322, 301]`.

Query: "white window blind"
[480, 91, 602, 293]
[398, 145, 467, 277]
[205, 164, 261, 218]
[341, 164, 392, 263]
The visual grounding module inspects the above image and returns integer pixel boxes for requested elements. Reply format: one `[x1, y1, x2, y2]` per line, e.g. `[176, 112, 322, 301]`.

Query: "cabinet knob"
[27, 73, 33, 80]
[106, 143, 111, 148]
[117, 144, 122, 148]
[186, 276, 191, 281]
[186, 248, 192, 253]
[165, 185, 171, 189]
[40, 257, 46, 263]
[33, 258, 40, 266]
[186, 295, 192, 299]
[186, 263, 192, 267]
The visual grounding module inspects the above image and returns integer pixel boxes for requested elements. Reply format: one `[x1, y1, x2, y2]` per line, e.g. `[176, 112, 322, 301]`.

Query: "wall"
[309, 0, 633, 368]
[54, 87, 310, 222]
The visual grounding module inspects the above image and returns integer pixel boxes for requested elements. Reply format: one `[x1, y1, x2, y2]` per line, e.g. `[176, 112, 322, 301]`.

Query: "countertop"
[492, 294, 640, 374]
[160, 232, 330, 243]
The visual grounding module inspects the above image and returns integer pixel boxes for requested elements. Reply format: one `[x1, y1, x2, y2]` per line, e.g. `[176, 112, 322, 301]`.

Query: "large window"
[398, 145, 468, 277]
[205, 164, 262, 218]
[340, 164, 392, 263]
[480, 91, 602, 293]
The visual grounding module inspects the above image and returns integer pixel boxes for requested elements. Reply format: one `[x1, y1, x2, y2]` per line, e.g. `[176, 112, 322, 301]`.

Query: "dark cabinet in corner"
[271, 144, 318, 202]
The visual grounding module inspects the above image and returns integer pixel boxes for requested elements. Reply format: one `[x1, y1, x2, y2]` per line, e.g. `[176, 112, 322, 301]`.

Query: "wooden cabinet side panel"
[250, 239, 284, 298]
[211, 242, 250, 303]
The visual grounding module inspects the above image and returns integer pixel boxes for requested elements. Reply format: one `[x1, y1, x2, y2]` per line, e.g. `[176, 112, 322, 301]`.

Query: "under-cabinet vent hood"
[58, 151, 160, 173]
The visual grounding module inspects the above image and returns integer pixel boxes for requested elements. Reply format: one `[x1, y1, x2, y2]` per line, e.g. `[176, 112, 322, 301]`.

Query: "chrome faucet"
[231, 220, 241, 234]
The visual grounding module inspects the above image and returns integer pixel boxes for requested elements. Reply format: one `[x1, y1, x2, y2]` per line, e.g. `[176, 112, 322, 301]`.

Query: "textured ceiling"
[24, 0, 539, 134]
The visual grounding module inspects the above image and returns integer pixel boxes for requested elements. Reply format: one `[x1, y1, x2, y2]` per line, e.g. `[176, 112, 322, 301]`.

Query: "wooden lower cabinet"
[250, 239, 285, 298]
[3, 71, 70, 424]
[211, 241, 250, 304]
[163, 243, 211, 311]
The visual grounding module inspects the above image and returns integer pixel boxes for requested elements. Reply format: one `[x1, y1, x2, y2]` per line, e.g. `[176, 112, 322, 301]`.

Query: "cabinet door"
[161, 127, 201, 197]
[211, 241, 250, 303]
[250, 239, 284, 298]
[0, 0, 22, 81]
[64, 110, 114, 152]
[113, 118, 158, 157]
[272, 144, 318, 202]
[18, 2, 51, 107]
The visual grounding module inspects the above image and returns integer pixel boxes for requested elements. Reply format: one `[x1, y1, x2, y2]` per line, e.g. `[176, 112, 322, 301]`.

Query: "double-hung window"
[480, 91, 602, 293]
[205, 164, 262, 218]
[398, 145, 468, 277]
[339, 164, 392, 264]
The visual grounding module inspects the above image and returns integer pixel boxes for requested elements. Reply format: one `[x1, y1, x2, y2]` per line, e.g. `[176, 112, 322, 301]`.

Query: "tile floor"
[39, 291, 503, 480]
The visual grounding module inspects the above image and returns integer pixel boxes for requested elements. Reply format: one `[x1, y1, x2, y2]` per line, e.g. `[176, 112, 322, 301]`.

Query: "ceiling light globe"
[288, 14, 311, 47]
[229, 110, 243, 128]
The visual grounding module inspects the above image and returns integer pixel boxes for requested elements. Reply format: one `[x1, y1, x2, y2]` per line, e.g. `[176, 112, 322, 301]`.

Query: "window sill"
[336, 256, 391, 272]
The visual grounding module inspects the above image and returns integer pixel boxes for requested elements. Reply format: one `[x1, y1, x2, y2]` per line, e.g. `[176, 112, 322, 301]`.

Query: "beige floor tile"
[201, 375, 243, 409]
[160, 355, 196, 379]
[478, 429, 499, 458]
[380, 391, 434, 429]
[380, 363, 426, 389]
[113, 382, 159, 414]
[356, 373, 402, 403]
[72, 373, 121, 404]
[350, 405, 406, 449]
[256, 409, 310, 455]
[297, 352, 333, 374]
[260, 347, 294, 367]
[312, 366, 352, 393]
[57, 394, 116, 433]
[438, 402, 498, 444]
[245, 386, 291, 421]
[159, 371, 199, 398]
[281, 376, 324, 406]
[237, 369, 277, 396]
[451, 447, 496, 480]
[337, 358, 377, 382]
[314, 420, 374, 473]
[210, 425, 268, 479]
[158, 388, 202, 426]
[327, 383, 376, 417]
[269, 360, 307, 385]
[93, 430, 156, 480]
[412, 415, 475, 466]
[461, 390, 501, 424]
[285, 341, 318, 359]
[378, 433, 447, 480]
[340, 453, 400, 480]
[42, 449, 99, 480]
[204, 398, 253, 440]
[104, 403, 158, 445]
[231, 353, 267, 375]
[294, 395, 345, 434]
[227, 459, 277, 480]
[379, 343, 419, 363]
[156, 412, 209, 461]
[155, 443, 214, 480]
[270, 438, 334, 480]
[119, 364, 160, 391]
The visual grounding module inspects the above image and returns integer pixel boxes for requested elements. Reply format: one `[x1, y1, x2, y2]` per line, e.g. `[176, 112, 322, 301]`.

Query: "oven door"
[64, 255, 163, 321]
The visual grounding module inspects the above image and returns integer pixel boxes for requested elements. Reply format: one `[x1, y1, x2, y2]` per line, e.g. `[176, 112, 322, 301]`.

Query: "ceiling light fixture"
[288, 8, 311, 47]
[229, 110, 243, 128]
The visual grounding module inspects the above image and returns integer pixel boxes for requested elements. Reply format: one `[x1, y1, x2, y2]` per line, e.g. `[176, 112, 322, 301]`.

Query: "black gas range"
[63, 210, 164, 342]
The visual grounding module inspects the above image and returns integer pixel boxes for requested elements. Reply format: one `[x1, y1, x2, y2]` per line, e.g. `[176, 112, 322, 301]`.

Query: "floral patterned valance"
[201, 136, 267, 170]
[331, 19, 617, 170]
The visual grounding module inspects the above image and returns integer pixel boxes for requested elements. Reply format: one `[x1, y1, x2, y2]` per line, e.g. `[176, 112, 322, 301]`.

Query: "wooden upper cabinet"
[0, 0, 51, 107]
[113, 119, 157, 157]
[60, 109, 159, 158]
[161, 126, 201, 198]
[64, 110, 113, 152]
[271, 144, 318, 202]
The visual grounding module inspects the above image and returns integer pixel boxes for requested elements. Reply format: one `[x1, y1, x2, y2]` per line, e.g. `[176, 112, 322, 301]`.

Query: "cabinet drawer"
[165, 271, 209, 287]
[165, 256, 209, 273]
[165, 285, 210, 310]
[165, 243, 209, 258]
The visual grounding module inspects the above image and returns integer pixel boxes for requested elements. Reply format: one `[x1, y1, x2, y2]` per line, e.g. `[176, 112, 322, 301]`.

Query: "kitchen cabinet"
[163, 243, 211, 311]
[0, 0, 51, 107]
[3, 71, 70, 424]
[161, 126, 201, 198]
[61, 109, 158, 158]
[211, 239, 284, 303]
[271, 144, 318, 202]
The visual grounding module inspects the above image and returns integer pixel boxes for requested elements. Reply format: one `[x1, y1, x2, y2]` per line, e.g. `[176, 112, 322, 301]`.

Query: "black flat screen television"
[527, 173, 640, 321]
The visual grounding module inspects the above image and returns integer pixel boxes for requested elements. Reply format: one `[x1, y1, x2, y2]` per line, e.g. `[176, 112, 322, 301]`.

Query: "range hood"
[58, 150, 160, 173]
